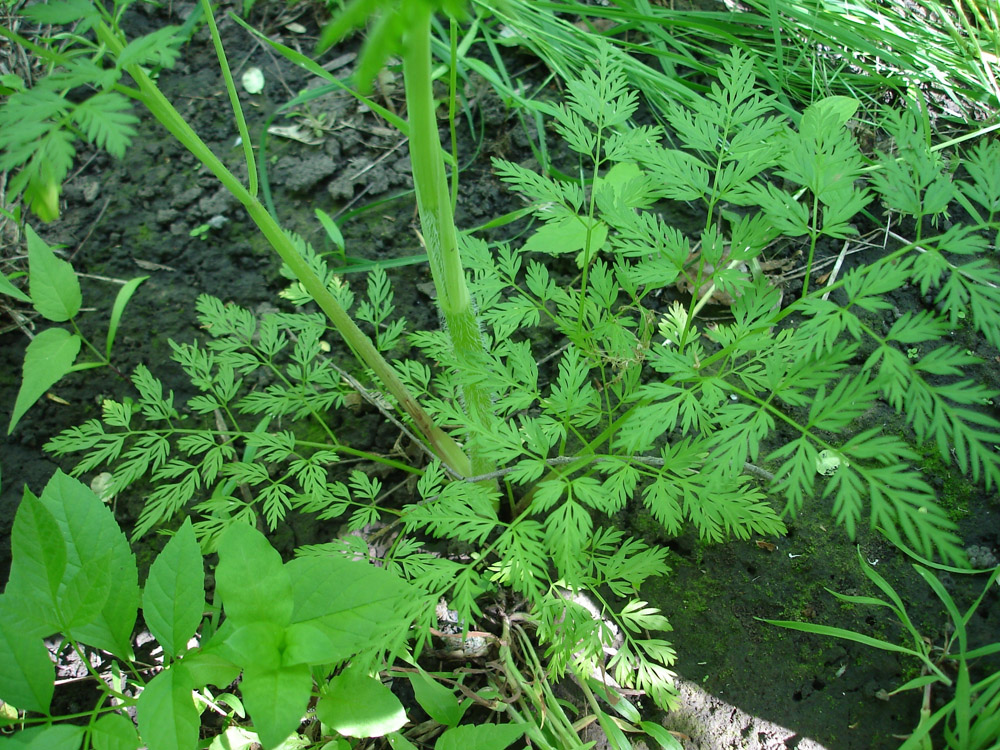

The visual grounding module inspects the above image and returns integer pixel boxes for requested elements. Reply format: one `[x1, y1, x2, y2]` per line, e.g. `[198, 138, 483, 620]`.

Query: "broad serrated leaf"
[0, 724, 84, 749]
[405, 667, 466, 728]
[27, 225, 80, 322]
[9, 327, 81, 434]
[7, 490, 65, 625]
[56, 550, 114, 632]
[318, 663, 407, 738]
[38, 471, 139, 659]
[0, 596, 54, 714]
[434, 723, 525, 750]
[283, 555, 414, 662]
[136, 664, 199, 750]
[89, 711, 140, 750]
[143, 518, 205, 660]
[239, 663, 312, 749]
[522, 215, 608, 261]
[216, 523, 293, 628]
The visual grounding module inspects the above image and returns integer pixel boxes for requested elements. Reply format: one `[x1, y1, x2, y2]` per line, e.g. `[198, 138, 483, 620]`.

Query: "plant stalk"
[401, 2, 497, 477]
[92, 21, 472, 479]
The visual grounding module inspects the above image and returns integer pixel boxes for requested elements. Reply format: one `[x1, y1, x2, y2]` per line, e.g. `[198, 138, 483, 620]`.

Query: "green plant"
[765, 536, 1000, 749]
[0, 470, 530, 749]
[4, 0, 1000, 747]
[0, 222, 147, 434]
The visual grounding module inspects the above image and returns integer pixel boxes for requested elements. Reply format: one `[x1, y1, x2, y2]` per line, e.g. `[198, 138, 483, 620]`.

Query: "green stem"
[93, 21, 471, 479]
[199, 0, 257, 197]
[401, 2, 496, 477]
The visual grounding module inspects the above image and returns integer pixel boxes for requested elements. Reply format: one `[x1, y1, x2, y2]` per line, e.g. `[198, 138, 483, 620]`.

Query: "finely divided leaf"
[71, 94, 139, 159]
[117, 27, 184, 69]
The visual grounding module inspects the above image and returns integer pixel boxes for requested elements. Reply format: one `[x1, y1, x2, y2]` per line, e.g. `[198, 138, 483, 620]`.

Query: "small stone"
[171, 186, 203, 209]
[156, 208, 179, 224]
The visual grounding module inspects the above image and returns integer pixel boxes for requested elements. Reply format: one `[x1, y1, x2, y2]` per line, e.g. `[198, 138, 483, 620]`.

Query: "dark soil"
[1, 2, 998, 749]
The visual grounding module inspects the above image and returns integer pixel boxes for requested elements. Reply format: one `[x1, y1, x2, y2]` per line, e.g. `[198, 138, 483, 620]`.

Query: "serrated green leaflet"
[37, 471, 139, 659]
[0, 597, 55, 714]
[142, 518, 204, 660]
[239, 663, 312, 749]
[433, 723, 525, 750]
[318, 663, 407, 738]
[89, 712, 140, 750]
[136, 664, 199, 750]
[26, 225, 80, 322]
[9, 327, 81, 435]
[216, 523, 293, 627]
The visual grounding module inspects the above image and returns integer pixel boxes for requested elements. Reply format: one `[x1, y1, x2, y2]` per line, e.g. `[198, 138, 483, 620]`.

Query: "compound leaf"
[71, 93, 138, 159]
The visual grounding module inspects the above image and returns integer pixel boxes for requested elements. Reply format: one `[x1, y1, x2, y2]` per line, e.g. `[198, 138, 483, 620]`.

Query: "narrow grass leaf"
[105, 275, 148, 360]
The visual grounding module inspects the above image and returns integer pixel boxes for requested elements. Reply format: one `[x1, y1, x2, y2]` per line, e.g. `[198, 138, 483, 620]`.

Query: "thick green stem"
[401, 3, 496, 477]
[93, 22, 471, 478]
